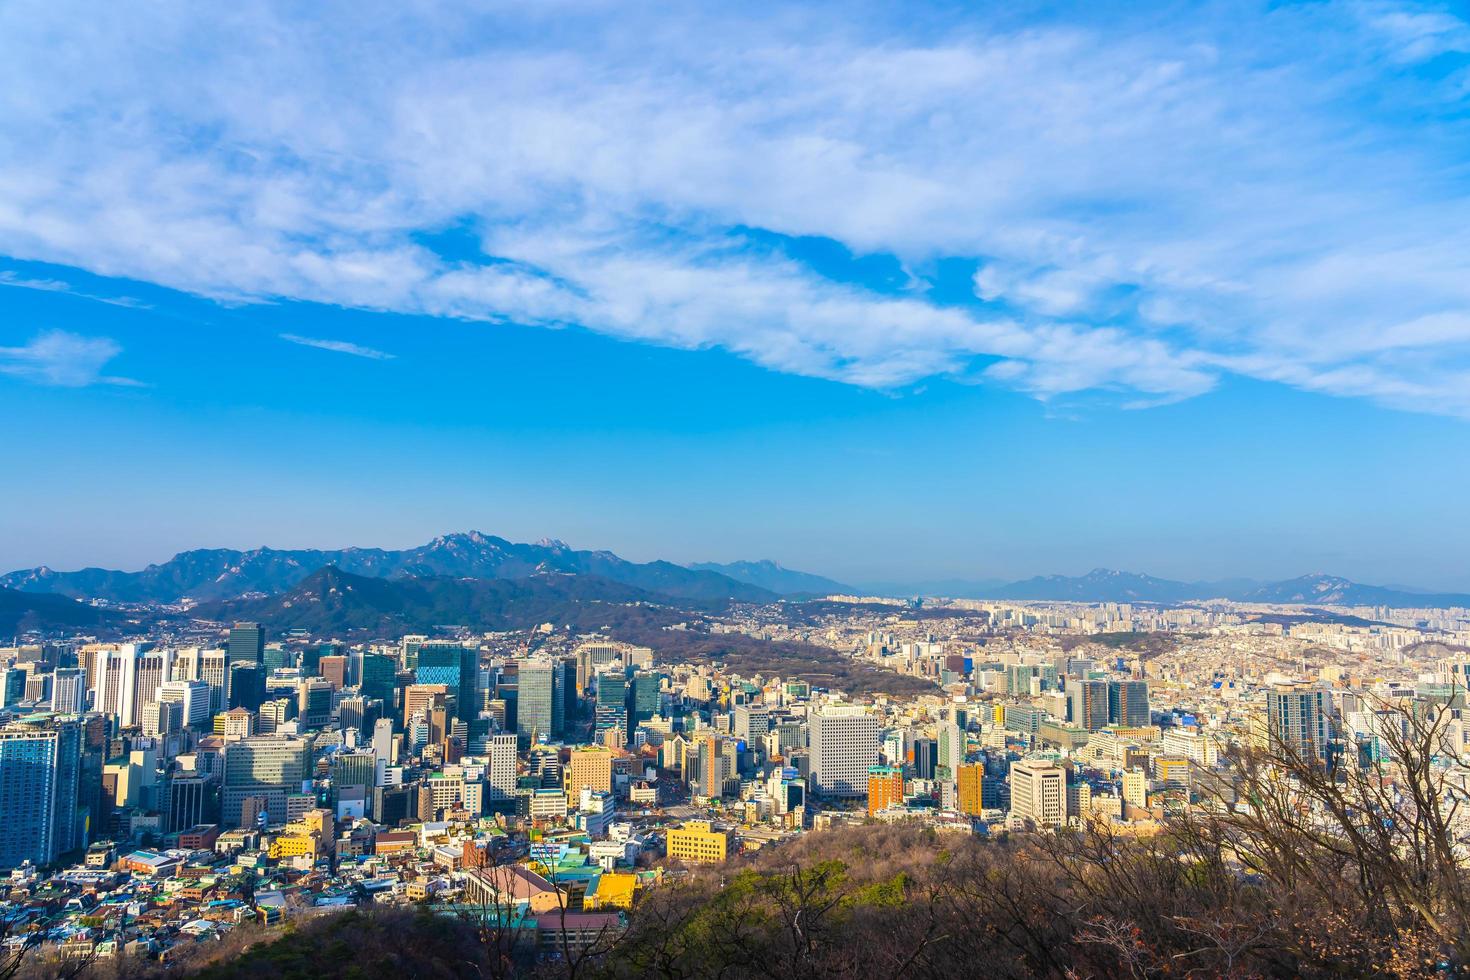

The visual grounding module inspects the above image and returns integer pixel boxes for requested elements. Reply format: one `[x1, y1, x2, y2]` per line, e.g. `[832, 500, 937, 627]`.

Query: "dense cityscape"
[3, 558, 1470, 974]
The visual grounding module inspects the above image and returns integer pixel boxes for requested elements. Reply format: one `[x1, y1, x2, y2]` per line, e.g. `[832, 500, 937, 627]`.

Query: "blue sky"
[3, 0, 1470, 589]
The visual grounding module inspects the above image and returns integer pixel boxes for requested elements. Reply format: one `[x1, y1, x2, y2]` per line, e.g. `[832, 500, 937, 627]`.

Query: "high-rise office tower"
[356, 652, 397, 706]
[629, 670, 661, 737]
[416, 644, 478, 723]
[486, 733, 518, 808]
[164, 772, 216, 833]
[142, 700, 183, 737]
[516, 659, 554, 745]
[51, 668, 86, 714]
[262, 645, 291, 672]
[330, 752, 376, 798]
[936, 720, 964, 781]
[371, 718, 395, 768]
[0, 668, 27, 706]
[1067, 678, 1110, 732]
[158, 680, 214, 728]
[567, 746, 613, 800]
[808, 704, 879, 798]
[1108, 680, 1151, 728]
[693, 733, 729, 801]
[1009, 759, 1066, 828]
[227, 623, 265, 667]
[575, 642, 624, 693]
[198, 649, 229, 714]
[90, 645, 172, 728]
[297, 678, 334, 729]
[1006, 663, 1039, 696]
[594, 669, 628, 744]
[318, 655, 349, 689]
[733, 704, 771, 743]
[911, 736, 937, 780]
[220, 736, 309, 828]
[0, 718, 82, 869]
[338, 695, 372, 734]
[551, 656, 577, 738]
[228, 663, 266, 710]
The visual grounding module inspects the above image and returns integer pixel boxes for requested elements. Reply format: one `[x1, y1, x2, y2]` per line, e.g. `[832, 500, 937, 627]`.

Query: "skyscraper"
[551, 656, 577, 738]
[356, 652, 397, 706]
[911, 736, 937, 780]
[1067, 678, 1110, 732]
[629, 670, 661, 736]
[51, 668, 86, 714]
[90, 645, 171, 728]
[486, 733, 518, 809]
[229, 662, 266, 710]
[416, 644, 479, 723]
[594, 668, 628, 744]
[221, 736, 309, 828]
[936, 720, 963, 781]
[1108, 680, 1151, 728]
[808, 704, 879, 798]
[0, 718, 82, 869]
[227, 623, 265, 667]
[517, 659, 554, 745]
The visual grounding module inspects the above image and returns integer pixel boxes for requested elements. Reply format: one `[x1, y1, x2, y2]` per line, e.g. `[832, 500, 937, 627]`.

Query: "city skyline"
[5, 1, 1470, 588]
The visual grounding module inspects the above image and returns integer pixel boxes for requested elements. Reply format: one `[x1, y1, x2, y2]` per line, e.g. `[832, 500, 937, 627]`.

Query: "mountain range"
[4, 532, 1467, 613]
[193, 566, 697, 636]
[689, 560, 849, 596]
[984, 568, 1470, 607]
[0, 532, 778, 605]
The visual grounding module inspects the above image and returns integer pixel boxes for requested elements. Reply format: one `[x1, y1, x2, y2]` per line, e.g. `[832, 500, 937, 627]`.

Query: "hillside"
[0, 586, 123, 635]
[2, 531, 776, 604]
[103, 818, 1448, 980]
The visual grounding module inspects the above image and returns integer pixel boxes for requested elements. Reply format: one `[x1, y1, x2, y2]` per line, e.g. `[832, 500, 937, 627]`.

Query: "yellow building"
[666, 821, 729, 864]
[267, 833, 317, 859]
[1121, 768, 1149, 809]
[956, 762, 985, 815]
[584, 872, 638, 909]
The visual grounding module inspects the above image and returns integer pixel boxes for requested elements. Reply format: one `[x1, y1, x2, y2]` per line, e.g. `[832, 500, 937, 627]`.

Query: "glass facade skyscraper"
[416, 644, 479, 723]
[0, 719, 82, 869]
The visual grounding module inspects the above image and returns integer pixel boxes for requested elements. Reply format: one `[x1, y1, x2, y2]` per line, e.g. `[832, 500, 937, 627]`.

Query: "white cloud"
[0, 1, 1468, 412]
[279, 333, 395, 360]
[0, 330, 138, 387]
[0, 270, 149, 309]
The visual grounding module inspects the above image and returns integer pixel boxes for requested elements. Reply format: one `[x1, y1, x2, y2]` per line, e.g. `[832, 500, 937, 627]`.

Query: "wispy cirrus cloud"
[0, 330, 141, 387]
[279, 333, 395, 360]
[1, 1, 1469, 413]
[0, 270, 150, 309]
